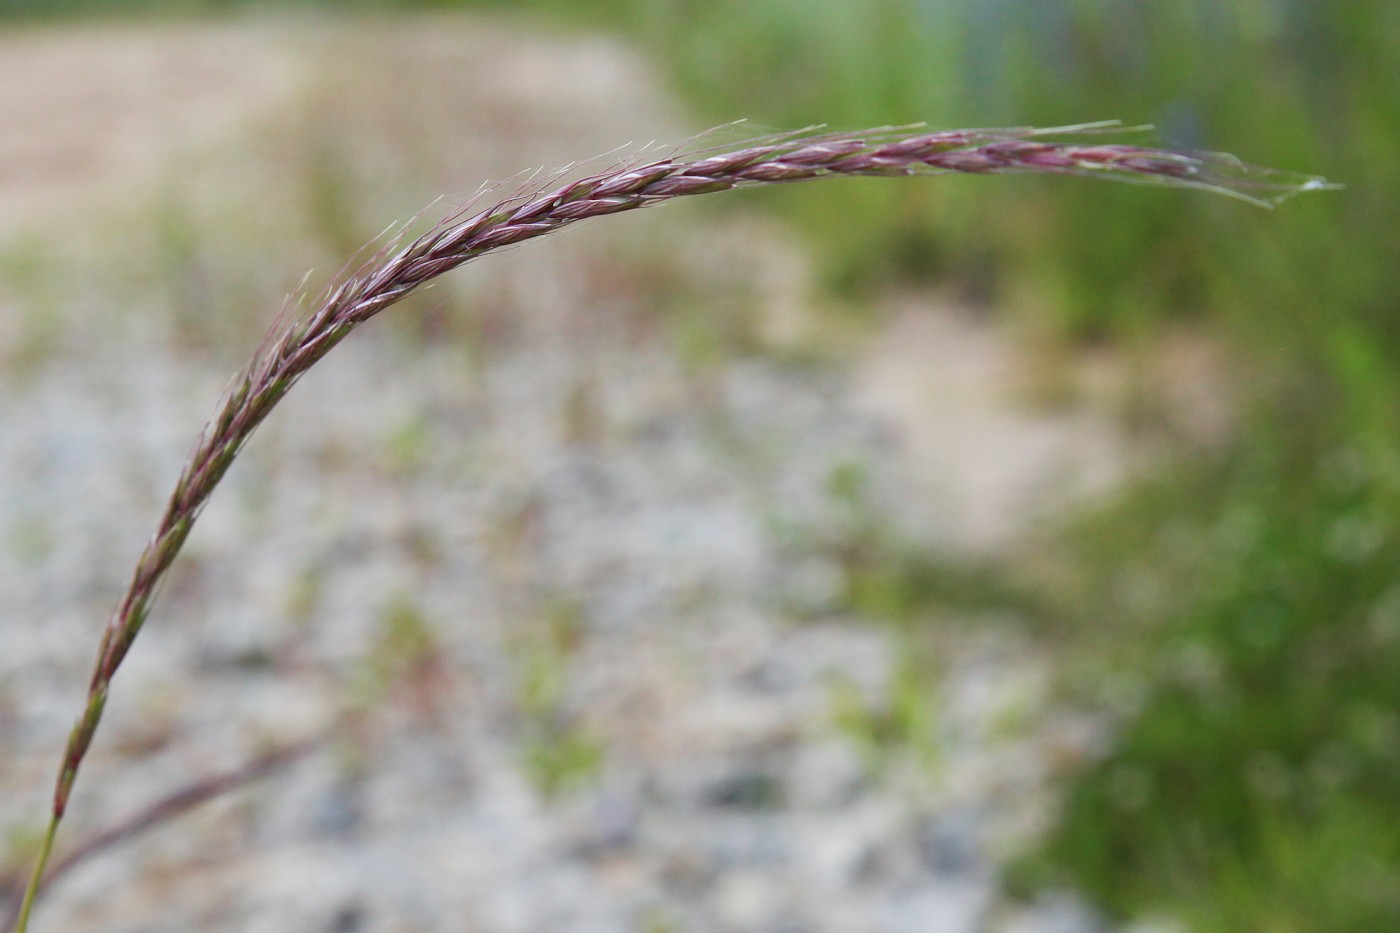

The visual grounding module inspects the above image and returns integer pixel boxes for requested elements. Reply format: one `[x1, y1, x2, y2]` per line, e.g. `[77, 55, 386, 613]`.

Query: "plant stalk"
[13, 818, 57, 933]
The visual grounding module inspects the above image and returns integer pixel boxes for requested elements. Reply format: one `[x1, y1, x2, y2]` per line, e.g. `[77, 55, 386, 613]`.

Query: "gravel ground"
[0, 14, 1117, 932]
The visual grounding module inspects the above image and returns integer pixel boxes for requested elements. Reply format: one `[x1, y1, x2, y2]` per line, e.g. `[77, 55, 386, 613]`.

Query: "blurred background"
[0, 1, 1395, 931]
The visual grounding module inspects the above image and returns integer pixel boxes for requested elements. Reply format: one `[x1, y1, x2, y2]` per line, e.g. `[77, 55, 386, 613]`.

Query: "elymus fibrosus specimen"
[13, 121, 1332, 931]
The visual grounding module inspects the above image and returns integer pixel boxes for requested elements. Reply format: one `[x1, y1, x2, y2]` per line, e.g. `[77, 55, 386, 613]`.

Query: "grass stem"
[13, 817, 57, 933]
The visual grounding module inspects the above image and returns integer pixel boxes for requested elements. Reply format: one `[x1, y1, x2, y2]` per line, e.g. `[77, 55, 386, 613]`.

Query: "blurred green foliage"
[998, 406, 1400, 929]
[8, 0, 1397, 927]
[508, 597, 605, 796]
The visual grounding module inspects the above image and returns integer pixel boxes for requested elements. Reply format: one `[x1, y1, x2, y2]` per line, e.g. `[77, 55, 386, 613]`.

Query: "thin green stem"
[14, 816, 58, 933]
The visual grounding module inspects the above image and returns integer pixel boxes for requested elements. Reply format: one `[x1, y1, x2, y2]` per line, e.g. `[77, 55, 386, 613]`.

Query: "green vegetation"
[979, 403, 1396, 928]
[355, 592, 445, 706]
[829, 649, 943, 780]
[508, 597, 605, 797]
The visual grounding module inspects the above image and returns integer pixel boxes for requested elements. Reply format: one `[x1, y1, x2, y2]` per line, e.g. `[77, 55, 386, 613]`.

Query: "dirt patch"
[854, 296, 1127, 549]
[0, 22, 306, 238]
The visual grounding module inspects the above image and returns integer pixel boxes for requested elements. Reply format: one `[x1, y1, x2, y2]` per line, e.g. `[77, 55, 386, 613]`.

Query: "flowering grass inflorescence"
[11, 122, 1332, 932]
